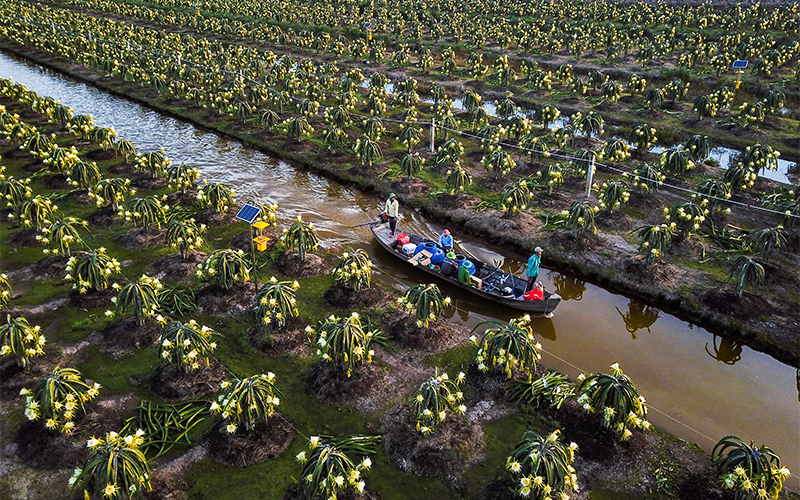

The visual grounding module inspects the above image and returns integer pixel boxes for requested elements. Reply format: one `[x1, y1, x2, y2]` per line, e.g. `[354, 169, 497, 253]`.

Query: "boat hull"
[371, 223, 561, 315]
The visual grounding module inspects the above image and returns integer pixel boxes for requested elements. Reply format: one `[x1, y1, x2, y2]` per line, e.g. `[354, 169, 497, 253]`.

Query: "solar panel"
[731, 60, 748, 69]
[235, 203, 261, 224]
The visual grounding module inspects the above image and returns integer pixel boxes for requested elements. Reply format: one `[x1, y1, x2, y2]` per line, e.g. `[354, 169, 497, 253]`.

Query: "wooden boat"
[370, 222, 561, 315]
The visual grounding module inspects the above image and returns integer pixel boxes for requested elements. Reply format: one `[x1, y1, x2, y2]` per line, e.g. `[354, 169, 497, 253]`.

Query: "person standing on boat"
[385, 193, 399, 237]
[438, 229, 453, 253]
[525, 247, 543, 292]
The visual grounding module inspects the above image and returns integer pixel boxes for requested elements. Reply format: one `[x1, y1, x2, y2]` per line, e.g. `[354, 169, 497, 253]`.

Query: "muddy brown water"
[1, 52, 798, 485]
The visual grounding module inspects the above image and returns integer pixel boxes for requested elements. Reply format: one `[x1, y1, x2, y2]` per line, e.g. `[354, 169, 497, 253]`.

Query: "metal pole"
[430, 117, 436, 154]
[584, 155, 595, 198]
[249, 223, 258, 288]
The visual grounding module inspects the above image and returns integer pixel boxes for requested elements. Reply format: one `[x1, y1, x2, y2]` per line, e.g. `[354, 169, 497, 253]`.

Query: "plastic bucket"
[453, 254, 467, 267]
[429, 248, 445, 265]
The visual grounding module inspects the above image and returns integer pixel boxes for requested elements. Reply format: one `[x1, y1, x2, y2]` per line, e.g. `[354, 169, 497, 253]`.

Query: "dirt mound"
[275, 250, 330, 278]
[206, 416, 295, 467]
[130, 173, 167, 190]
[193, 208, 238, 228]
[165, 189, 199, 208]
[247, 318, 311, 357]
[669, 236, 708, 257]
[145, 359, 228, 402]
[14, 420, 86, 470]
[390, 177, 429, 197]
[102, 316, 161, 353]
[382, 405, 484, 482]
[31, 255, 68, 279]
[196, 282, 255, 318]
[43, 174, 70, 190]
[545, 230, 604, 252]
[305, 361, 389, 411]
[107, 162, 136, 175]
[6, 228, 39, 247]
[322, 282, 391, 310]
[702, 290, 774, 319]
[69, 282, 121, 310]
[87, 207, 116, 227]
[595, 210, 635, 232]
[382, 311, 471, 352]
[149, 251, 207, 281]
[116, 226, 166, 251]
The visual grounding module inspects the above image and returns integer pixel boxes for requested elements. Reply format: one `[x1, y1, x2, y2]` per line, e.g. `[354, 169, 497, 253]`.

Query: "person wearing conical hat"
[385, 193, 399, 237]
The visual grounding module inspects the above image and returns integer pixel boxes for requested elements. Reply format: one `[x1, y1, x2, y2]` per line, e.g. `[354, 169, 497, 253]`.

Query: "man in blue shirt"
[525, 246, 543, 292]
[438, 229, 453, 252]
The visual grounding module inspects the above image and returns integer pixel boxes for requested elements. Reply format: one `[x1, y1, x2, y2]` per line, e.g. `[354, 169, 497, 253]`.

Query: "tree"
[1, 314, 46, 368]
[684, 135, 711, 162]
[412, 369, 466, 434]
[354, 135, 382, 167]
[712, 435, 791, 500]
[473, 315, 541, 380]
[70, 430, 150, 499]
[197, 182, 235, 213]
[282, 116, 314, 140]
[112, 275, 162, 326]
[748, 226, 787, 264]
[90, 177, 133, 210]
[21, 367, 100, 432]
[65, 248, 121, 294]
[39, 216, 89, 256]
[120, 196, 168, 232]
[572, 111, 604, 137]
[446, 166, 472, 197]
[601, 80, 623, 103]
[166, 164, 201, 194]
[308, 312, 381, 377]
[0, 274, 11, 310]
[158, 319, 219, 371]
[598, 179, 630, 212]
[397, 283, 450, 328]
[197, 249, 250, 290]
[505, 430, 579, 499]
[255, 277, 300, 327]
[632, 224, 675, 264]
[729, 256, 764, 297]
[498, 179, 533, 216]
[482, 147, 516, 180]
[692, 94, 719, 121]
[332, 247, 372, 291]
[210, 373, 281, 434]
[563, 199, 598, 237]
[577, 363, 651, 441]
[643, 88, 664, 110]
[660, 147, 695, 176]
[19, 195, 58, 230]
[295, 435, 379, 499]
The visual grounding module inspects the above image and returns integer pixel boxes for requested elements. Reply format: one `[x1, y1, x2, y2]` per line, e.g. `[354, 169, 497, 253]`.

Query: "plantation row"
[1, 77, 793, 499]
[1, 0, 797, 306]
[51, 0, 800, 84]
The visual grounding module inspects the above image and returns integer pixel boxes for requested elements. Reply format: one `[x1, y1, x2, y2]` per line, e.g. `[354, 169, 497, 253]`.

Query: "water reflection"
[704, 335, 744, 365]
[549, 272, 587, 301]
[615, 299, 660, 339]
[531, 317, 556, 341]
